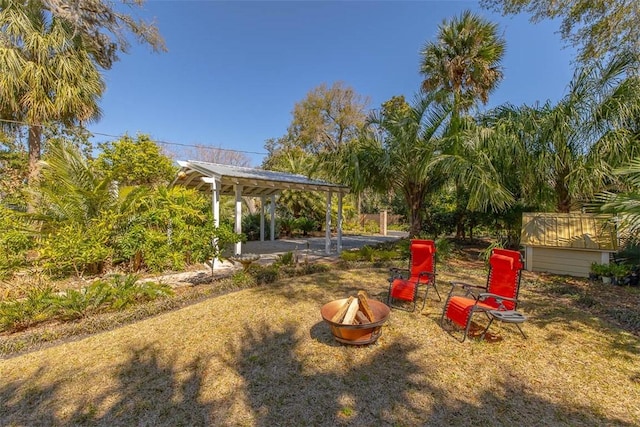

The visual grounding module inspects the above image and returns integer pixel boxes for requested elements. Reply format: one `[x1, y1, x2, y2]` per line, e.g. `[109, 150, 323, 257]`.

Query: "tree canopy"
[420, 10, 506, 114]
[489, 53, 640, 212]
[39, 0, 166, 69]
[288, 81, 369, 155]
[0, 1, 105, 184]
[93, 134, 176, 187]
[480, 0, 640, 63]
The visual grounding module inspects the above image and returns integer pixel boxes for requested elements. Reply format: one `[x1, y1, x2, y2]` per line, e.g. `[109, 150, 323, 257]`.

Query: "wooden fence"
[521, 212, 617, 250]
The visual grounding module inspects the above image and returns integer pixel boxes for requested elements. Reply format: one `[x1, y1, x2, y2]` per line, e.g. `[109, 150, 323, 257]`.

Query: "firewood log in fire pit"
[327, 291, 378, 325]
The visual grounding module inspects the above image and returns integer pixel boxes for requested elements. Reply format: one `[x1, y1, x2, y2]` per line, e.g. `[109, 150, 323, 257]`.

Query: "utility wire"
[0, 118, 268, 156]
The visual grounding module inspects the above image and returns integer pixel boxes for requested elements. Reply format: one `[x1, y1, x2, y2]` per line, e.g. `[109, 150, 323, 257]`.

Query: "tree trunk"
[407, 187, 425, 238]
[555, 176, 571, 213]
[454, 183, 467, 239]
[27, 125, 42, 186]
[26, 125, 43, 213]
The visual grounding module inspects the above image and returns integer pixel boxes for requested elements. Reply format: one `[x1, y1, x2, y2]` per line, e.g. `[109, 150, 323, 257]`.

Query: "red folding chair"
[387, 239, 440, 312]
[441, 248, 525, 341]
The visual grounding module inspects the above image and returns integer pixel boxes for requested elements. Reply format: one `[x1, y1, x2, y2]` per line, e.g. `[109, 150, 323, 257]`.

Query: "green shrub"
[108, 274, 172, 309]
[295, 217, 317, 236]
[339, 251, 361, 262]
[375, 247, 398, 261]
[113, 187, 243, 273]
[242, 213, 262, 241]
[363, 220, 379, 234]
[0, 285, 58, 332]
[435, 238, 452, 262]
[590, 263, 630, 279]
[396, 239, 411, 260]
[55, 288, 92, 321]
[276, 251, 295, 266]
[359, 245, 375, 262]
[299, 263, 330, 275]
[40, 222, 111, 277]
[248, 264, 280, 285]
[54, 281, 115, 320]
[0, 206, 33, 278]
[279, 217, 297, 237]
[231, 270, 257, 288]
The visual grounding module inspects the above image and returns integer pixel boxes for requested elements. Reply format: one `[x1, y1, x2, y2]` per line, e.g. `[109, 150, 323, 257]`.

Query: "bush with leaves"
[0, 285, 58, 332]
[113, 187, 243, 272]
[241, 212, 263, 241]
[0, 275, 172, 333]
[275, 251, 295, 266]
[0, 206, 33, 277]
[278, 216, 297, 237]
[93, 134, 176, 187]
[247, 264, 280, 285]
[295, 217, 317, 236]
[39, 221, 112, 277]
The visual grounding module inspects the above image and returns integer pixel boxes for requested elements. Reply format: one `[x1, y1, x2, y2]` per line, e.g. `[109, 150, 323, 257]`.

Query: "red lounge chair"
[441, 248, 524, 341]
[387, 239, 440, 312]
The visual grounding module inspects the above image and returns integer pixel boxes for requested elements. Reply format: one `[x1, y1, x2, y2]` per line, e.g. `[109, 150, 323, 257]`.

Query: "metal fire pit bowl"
[320, 298, 391, 345]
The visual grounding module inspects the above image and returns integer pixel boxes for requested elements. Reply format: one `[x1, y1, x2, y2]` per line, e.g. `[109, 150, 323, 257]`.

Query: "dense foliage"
[480, 0, 640, 64]
[1, 4, 639, 288]
[93, 134, 177, 186]
[0, 140, 241, 279]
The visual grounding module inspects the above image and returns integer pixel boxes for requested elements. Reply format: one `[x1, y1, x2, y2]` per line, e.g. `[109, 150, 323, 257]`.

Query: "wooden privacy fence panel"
[521, 213, 617, 250]
[360, 214, 403, 226]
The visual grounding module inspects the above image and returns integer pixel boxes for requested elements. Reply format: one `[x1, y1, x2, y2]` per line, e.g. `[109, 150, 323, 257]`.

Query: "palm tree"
[0, 2, 104, 185]
[420, 10, 505, 117]
[348, 94, 450, 237]
[597, 157, 640, 236]
[491, 52, 640, 212]
[36, 140, 117, 228]
[262, 145, 325, 221]
[420, 10, 506, 237]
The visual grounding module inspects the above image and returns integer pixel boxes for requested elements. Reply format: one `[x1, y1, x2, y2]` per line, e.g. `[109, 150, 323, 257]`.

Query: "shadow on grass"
[0, 366, 63, 426]
[423, 376, 637, 426]
[522, 275, 640, 358]
[214, 322, 636, 426]
[1, 328, 637, 425]
[218, 322, 428, 425]
[0, 345, 213, 426]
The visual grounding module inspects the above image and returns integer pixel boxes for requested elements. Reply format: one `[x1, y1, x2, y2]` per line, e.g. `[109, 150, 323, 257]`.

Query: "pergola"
[172, 160, 350, 264]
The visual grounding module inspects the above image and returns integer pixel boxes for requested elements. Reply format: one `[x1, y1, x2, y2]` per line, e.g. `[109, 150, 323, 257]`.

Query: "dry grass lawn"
[1, 260, 639, 426]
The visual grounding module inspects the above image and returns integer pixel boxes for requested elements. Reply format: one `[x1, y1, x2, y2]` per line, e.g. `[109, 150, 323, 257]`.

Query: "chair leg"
[484, 315, 527, 340]
[419, 286, 429, 311]
[515, 323, 527, 339]
[481, 317, 495, 341]
[462, 307, 492, 342]
[432, 284, 442, 302]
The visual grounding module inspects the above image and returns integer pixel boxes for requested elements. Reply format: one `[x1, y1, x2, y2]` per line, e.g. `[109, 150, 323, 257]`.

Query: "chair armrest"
[447, 281, 485, 299]
[450, 281, 485, 291]
[416, 271, 435, 283]
[389, 267, 409, 280]
[478, 293, 519, 309]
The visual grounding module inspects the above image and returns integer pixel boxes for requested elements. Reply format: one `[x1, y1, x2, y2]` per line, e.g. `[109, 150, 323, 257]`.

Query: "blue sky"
[88, 1, 576, 166]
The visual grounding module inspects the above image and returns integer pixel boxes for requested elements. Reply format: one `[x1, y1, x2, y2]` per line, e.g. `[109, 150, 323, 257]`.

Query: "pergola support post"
[337, 192, 343, 254]
[234, 184, 243, 255]
[270, 195, 276, 241]
[325, 191, 332, 254]
[260, 196, 265, 242]
[211, 178, 221, 269]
